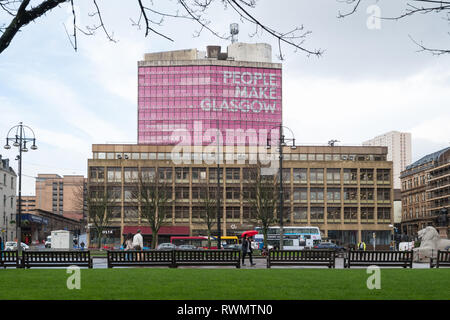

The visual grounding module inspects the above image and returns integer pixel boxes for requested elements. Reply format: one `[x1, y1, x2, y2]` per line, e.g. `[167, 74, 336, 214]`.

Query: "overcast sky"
[1, 0, 449, 195]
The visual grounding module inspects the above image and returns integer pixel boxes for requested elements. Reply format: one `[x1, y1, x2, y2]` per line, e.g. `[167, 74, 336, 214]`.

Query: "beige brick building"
[35, 174, 86, 221]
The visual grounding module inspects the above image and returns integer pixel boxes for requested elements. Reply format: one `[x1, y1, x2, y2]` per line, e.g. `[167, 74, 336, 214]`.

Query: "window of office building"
[310, 188, 324, 203]
[360, 188, 374, 203]
[360, 169, 374, 184]
[326, 169, 341, 184]
[310, 207, 324, 223]
[344, 207, 357, 223]
[343, 169, 357, 184]
[293, 207, 308, 222]
[293, 188, 307, 202]
[107, 167, 122, 183]
[360, 207, 374, 224]
[327, 207, 341, 224]
[310, 169, 324, 183]
[327, 188, 341, 203]
[293, 168, 307, 183]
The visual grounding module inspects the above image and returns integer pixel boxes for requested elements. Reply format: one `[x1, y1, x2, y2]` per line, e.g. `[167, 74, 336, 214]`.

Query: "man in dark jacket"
[242, 235, 256, 266]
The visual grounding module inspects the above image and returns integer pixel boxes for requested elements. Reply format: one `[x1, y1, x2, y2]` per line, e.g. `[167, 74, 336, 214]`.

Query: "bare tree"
[245, 164, 278, 249]
[133, 171, 171, 249]
[86, 186, 116, 249]
[338, 0, 450, 54]
[199, 185, 216, 249]
[0, 0, 322, 58]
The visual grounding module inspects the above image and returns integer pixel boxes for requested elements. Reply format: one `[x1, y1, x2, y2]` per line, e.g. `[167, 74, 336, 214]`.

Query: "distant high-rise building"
[363, 131, 412, 189]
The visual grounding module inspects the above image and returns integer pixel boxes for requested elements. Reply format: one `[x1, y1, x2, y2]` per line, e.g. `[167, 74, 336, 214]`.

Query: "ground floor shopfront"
[87, 222, 394, 249]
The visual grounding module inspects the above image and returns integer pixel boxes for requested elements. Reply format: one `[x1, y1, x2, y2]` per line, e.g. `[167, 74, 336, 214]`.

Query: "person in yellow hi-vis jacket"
[357, 241, 366, 251]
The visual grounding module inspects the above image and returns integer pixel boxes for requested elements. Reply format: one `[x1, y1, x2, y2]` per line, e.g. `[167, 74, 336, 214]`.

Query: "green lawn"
[0, 268, 449, 300]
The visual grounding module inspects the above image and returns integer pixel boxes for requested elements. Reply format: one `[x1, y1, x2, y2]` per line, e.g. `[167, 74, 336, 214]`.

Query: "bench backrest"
[23, 251, 91, 263]
[437, 251, 450, 263]
[1, 250, 19, 262]
[175, 249, 240, 262]
[108, 250, 173, 263]
[269, 250, 334, 261]
[348, 250, 412, 262]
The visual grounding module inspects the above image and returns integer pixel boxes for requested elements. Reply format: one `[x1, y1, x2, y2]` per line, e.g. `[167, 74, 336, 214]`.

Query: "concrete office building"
[0, 155, 17, 242]
[88, 144, 394, 248]
[363, 131, 411, 189]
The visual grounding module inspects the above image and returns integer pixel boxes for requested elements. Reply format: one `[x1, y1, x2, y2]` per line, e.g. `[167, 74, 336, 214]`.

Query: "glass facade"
[137, 65, 282, 145]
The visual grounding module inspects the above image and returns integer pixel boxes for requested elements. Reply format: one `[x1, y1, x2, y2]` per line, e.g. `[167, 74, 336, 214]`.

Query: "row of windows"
[105, 205, 390, 223]
[93, 152, 388, 162]
[96, 185, 391, 203]
[89, 166, 391, 184]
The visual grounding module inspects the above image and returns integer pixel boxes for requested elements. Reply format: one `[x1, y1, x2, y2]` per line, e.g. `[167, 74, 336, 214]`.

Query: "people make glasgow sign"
[200, 70, 279, 114]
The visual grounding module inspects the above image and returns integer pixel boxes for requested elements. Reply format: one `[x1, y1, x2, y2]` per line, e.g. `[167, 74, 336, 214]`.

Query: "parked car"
[223, 244, 242, 250]
[314, 242, 345, 251]
[5, 241, 29, 251]
[156, 243, 177, 250]
[176, 244, 200, 250]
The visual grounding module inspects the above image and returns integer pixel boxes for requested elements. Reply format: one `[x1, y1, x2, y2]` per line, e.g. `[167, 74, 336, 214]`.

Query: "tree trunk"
[151, 232, 158, 249]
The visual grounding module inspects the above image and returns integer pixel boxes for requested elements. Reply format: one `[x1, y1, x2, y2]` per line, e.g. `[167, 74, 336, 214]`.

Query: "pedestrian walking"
[124, 233, 133, 261]
[80, 242, 85, 251]
[241, 235, 255, 266]
[133, 229, 144, 261]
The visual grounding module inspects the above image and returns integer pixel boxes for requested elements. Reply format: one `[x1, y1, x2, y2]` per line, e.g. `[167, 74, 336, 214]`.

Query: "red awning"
[122, 226, 189, 236]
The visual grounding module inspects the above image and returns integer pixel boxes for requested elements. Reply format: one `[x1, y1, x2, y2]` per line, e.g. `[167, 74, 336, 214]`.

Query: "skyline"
[1, 0, 449, 195]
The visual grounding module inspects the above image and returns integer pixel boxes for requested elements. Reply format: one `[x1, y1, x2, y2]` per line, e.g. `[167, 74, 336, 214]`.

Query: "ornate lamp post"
[267, 124, 296, 250]
[4, 122, 37, 255]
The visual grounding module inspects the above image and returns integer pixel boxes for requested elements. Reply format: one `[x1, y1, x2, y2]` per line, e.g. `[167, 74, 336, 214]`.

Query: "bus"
[169, 236, 238, 249]
[254, 226, 322, 250]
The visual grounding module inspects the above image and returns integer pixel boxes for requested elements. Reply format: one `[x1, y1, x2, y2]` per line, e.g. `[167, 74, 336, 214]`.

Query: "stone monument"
[413, 226, 450, 262]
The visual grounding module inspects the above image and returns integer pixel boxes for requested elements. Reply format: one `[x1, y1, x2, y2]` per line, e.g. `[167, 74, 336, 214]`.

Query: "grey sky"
[0, 0, 449, 195]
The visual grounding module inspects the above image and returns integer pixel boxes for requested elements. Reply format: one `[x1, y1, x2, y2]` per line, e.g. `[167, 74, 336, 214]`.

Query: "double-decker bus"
[254, 226, 322, 249]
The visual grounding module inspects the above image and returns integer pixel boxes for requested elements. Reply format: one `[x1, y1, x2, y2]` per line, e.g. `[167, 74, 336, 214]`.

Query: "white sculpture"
[413, 226, 450, 262]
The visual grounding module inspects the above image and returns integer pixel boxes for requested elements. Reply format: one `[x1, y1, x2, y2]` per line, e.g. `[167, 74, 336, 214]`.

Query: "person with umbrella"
[241, 234, 256, 266]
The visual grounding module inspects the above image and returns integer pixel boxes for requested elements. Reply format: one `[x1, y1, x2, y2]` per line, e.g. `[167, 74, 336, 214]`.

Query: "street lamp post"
[268, 124, 296, 250]
[4, 122, 37, 255]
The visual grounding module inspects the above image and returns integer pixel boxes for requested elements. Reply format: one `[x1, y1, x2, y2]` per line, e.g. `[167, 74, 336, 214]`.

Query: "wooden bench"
[430, 250, 450, 268]
[22, 251, 92, 268]
[0, 250, 20, 268]
[174, 250, 240, 268]
[107, 250, 174, 268]
[345, 250, 413, 268]
[107, 250, 241, 268]
[267, 250, 336, 268]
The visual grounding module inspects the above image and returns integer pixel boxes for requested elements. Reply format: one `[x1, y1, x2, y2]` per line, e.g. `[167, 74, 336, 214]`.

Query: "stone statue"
[413, 226, 450, 262]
